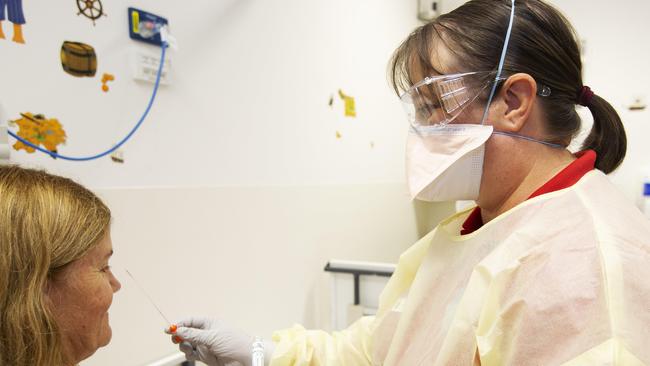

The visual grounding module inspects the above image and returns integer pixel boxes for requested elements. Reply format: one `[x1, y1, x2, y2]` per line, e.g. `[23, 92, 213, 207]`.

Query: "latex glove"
[165, 317, 274, 366]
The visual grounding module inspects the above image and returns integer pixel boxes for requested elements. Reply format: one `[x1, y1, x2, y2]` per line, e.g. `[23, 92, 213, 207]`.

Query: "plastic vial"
[251, 336, 265, 366]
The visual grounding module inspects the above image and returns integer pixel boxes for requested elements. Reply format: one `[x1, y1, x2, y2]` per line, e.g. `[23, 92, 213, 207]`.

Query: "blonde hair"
[0, 165, 111, 366]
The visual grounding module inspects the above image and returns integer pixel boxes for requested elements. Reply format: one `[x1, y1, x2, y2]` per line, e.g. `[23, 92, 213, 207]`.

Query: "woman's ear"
[44, 269, 66, 302]
[44, 274, 57, 300]
[495, 73, 537, 132]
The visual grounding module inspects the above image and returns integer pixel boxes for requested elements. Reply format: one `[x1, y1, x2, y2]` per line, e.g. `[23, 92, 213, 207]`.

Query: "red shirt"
[460, 150, 597, 235]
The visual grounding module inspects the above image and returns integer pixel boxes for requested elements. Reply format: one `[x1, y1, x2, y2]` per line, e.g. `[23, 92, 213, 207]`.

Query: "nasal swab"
[125, 269, 173, 327]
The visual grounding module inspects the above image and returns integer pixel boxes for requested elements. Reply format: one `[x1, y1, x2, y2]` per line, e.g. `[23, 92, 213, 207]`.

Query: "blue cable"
[7, 42, 169, 161]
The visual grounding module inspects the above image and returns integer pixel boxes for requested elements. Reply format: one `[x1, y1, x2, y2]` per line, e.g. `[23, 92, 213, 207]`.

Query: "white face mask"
[406, 124, 493, 201]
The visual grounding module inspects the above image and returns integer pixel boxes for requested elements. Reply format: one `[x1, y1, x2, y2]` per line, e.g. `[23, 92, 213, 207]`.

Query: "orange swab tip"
[169, 324, 177, 333]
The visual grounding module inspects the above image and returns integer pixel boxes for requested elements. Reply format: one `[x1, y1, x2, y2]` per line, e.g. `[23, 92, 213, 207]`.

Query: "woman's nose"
[112, 274, 122, 293]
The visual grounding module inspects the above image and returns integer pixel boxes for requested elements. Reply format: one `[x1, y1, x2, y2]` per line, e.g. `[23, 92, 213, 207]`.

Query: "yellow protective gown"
[270, 170, 650, 365]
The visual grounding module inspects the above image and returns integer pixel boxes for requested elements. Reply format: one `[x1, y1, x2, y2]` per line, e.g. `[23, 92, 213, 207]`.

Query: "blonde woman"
[0, 165, 121, 366]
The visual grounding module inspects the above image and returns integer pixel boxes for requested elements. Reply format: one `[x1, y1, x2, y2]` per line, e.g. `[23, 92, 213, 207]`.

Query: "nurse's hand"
[166, 317, 273, 366]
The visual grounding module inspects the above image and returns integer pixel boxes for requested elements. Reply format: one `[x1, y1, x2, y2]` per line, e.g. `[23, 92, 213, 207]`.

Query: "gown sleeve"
[270, 316, 376, 366]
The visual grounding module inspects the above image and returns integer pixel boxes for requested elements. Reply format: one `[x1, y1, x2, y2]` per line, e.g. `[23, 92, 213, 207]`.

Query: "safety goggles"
[399, 71, 505, 129]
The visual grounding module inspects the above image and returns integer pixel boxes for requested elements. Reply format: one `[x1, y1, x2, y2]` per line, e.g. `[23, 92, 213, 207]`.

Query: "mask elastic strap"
[481, 0, 516, 125]
[492, 131, 565, 149]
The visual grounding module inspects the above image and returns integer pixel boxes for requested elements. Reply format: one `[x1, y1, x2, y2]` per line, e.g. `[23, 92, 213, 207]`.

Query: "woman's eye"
[100, 265, 111, 273]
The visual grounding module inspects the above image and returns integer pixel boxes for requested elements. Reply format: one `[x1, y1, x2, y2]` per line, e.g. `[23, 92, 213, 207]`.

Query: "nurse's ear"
[495, 73, 537, 133]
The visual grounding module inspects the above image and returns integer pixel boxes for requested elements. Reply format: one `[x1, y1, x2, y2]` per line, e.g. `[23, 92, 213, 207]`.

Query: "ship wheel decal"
[77, 0, 107, 26]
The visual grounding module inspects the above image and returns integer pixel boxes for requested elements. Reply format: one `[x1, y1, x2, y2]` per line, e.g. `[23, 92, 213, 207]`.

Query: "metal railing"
[324, 259, 396, 305]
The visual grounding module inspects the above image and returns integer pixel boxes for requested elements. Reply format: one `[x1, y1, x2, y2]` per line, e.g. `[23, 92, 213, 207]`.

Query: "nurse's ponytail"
[581, 93, 627, 174]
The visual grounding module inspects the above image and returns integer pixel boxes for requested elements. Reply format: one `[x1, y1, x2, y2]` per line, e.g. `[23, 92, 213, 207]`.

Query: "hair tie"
[577, 86, 595, 107]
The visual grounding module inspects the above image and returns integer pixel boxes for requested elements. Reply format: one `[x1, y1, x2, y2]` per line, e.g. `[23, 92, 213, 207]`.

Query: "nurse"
[169, 0, 650, 364]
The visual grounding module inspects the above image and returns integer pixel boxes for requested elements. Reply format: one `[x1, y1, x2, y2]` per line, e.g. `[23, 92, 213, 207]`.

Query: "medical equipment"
[400, 71, 500, 129]
[125, 269, 173, 327]
[251, 336, 265, 366]
[402, 0, 514, 131]
[170, 317, 270, 366]
[128, 8, 168, 47]
[406, 124, 492, 201]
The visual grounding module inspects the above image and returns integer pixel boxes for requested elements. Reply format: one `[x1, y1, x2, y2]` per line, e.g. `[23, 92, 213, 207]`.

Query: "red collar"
[460, 150, 596, 235]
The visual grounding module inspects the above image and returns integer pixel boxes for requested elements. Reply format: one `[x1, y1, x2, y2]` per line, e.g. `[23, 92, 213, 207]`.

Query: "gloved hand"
[165, 317, 274, 366]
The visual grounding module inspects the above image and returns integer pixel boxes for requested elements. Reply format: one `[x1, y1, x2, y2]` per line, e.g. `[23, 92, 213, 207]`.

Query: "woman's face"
[47, 232, 121, 364]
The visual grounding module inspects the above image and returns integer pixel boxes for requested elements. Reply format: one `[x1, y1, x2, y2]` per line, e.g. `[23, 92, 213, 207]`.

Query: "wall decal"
[0, 0, 26, 44]
[11, 112, 67, 155]
[338, 89, 356, 118]
[77, 0, 106, 26]
[61, 41, 97, 77]
[101, 72, 114, 92]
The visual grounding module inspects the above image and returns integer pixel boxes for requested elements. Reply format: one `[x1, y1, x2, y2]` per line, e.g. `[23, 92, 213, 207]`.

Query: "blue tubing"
[7, 43, 169, 161]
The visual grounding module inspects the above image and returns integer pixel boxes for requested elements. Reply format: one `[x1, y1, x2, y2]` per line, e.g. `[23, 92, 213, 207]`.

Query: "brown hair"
[390, 0, 626, 173]
[0, 165, 111, 366]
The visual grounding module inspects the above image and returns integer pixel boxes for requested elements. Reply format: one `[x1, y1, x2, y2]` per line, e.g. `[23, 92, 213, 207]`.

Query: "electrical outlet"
[131, 48, 172, 85]
[128, 8, 169, 46]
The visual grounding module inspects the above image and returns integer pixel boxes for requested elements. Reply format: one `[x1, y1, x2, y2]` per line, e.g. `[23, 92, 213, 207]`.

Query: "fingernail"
[173, 335, 181, 344]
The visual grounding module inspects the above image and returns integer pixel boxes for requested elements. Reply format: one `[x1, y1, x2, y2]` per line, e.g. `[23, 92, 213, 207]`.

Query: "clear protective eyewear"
[399, 71, 504, 129]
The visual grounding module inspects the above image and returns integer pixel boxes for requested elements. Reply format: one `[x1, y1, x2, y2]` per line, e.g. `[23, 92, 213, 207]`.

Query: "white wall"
[6, 0, 644, 194]
[3, 0, 647, 195]
[559, 0, 650, 207]
[1, 0, 418, 188]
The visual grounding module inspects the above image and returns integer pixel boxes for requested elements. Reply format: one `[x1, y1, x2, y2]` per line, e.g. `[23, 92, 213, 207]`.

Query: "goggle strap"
[481, 0, 516, 124]
[492, 131, 565, 149]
